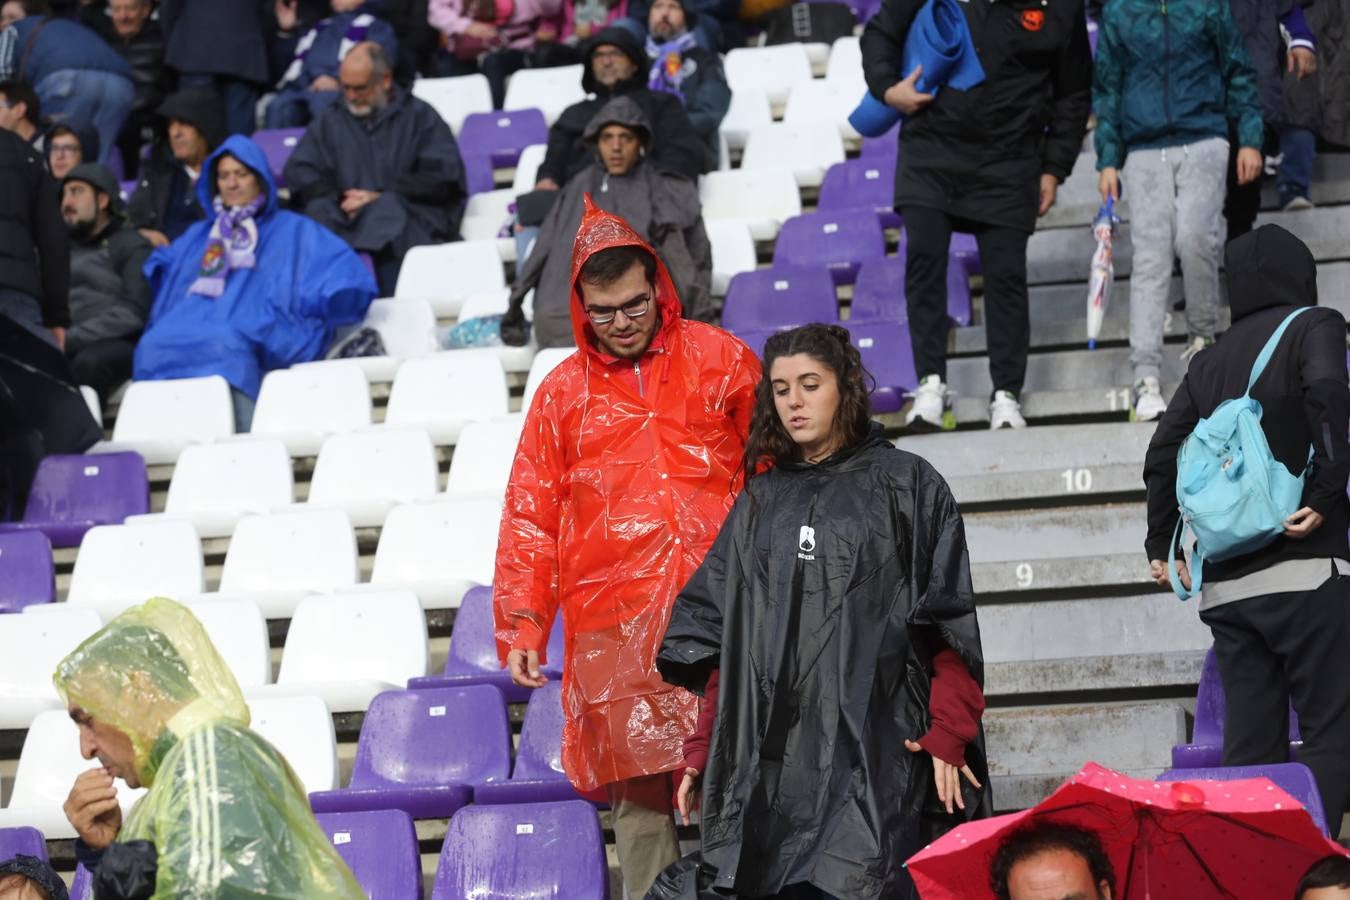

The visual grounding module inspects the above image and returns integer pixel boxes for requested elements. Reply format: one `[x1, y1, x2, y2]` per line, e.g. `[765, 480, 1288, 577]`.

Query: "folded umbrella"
[1085, 197, 1118, 350]
[906, 761, 1347, 899]
[849, 0, 985, 138]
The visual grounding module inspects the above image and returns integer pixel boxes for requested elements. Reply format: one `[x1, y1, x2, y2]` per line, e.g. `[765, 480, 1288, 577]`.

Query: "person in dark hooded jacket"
[1142, 224, 1350, 833]
[125, 89, 228, 248]
[657, 324, 989, 900]
[502, 95, 712, 348]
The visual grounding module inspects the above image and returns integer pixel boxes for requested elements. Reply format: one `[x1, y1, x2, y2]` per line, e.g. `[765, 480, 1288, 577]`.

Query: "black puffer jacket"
[0, 129, 69, 328]
[1144, 225, 1350, 581]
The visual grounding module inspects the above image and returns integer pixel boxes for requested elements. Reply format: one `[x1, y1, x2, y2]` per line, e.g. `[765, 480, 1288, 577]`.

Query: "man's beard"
[346, 97, 386, 119]
[64, 215, 97, 240]
[651, 24, 686, 41]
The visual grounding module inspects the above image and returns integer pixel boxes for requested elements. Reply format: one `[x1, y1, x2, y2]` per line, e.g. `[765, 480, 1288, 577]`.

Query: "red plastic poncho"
[494, 196, 760, 792]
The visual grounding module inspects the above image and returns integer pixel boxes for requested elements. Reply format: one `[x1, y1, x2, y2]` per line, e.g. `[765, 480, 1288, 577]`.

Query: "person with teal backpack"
[1143, 224, 1350, 835]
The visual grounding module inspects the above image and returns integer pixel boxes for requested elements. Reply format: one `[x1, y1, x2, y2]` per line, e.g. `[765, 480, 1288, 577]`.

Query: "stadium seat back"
[218, 507, 358, 595]
[818, 158, 902, 228]
[109, 376, 235, 465]
[698, 168, 802, 241]
[1158, 763, 1328, 834]
[704, 218, 757, 297]
[0, 826, 47, 862]
[503, 66, 585, 123]
[783, 78, 864, 140]
[362, 298, 439, 360]
[445, 419, 525, 500]
[248, 694, 339, 793]
[315, 809, 423, 899]
[309, 428, 440, 526]
[510, 143, 548, 195]
[252, 127, 304, 188]
[0, 606, 103, 729]
[742, 121, 845, 188]
[825, 35, 863, 84]
[724, 44, 813, 106]
[353, 685, 511, 789]
[521, 347, 575, 410]
[412, 74, 493, 133]
[157, 438, 293, 536]
[772, 209, 886, 285]
[460, 189, 515, 243]
[66, 521, 204, 620]
[0, 451, 149, 547]
[251, 363, 372, 457]
[0, 531, 55, 611]
[395, 242, 507, 318]
[722, 266, 839, 333]
[514, 681, 568, 780]
[187, 599, 272, 688]
[458, 109, 549, 169]
[845, 320, 919, 413]
[372, 496, 502, 589]
[717, 85, 772, 151]
[385, 351, 510, 445]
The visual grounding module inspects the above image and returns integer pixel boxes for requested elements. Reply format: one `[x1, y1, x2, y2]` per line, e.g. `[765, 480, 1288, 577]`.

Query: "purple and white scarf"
[190, 194, 266, 298]
[645, 32, 699, 100]
[275, 13, 376, 92]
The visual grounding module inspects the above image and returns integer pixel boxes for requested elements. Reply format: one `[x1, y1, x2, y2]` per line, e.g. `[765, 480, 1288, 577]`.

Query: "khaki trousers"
[605, 773, 681, 899]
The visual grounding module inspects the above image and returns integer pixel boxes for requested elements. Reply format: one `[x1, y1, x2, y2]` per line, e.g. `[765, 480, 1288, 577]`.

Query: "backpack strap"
[1167, 517, 1204, 601]
[1245, 307, 1313, 396]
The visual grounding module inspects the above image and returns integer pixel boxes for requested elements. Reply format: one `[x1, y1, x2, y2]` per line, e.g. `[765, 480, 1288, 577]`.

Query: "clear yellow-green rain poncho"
[54, 597, 365, 899]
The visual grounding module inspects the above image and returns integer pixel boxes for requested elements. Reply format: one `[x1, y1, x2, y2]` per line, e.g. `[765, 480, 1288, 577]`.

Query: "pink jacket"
[428, 0, 562, 51]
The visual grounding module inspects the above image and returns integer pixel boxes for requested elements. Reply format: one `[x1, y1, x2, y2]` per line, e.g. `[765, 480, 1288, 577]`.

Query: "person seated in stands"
[134, 134, 375, 431]
[502, 95, 711, 348]
[286, 41, 465, 294]
[56, 597, 366, 898]
[639, 0, 727, 166]
[0, 855, 67, 900]
[429, 0, 564, 109]
[265, 0, 400, 129]
[0, 80, 42, 150]
[60, 163, 151, 403]
[1298, 856, 1350, 900]
[84, 0, 172, 180]
[125, 89, 227, 248]
[45, 123, 96, 181]
[615, 0, 720, 52]
[990, 821, 1116, 900]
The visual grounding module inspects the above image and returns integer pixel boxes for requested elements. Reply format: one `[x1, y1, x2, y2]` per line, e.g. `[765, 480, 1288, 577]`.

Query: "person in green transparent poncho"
[53, 597, 365, 899]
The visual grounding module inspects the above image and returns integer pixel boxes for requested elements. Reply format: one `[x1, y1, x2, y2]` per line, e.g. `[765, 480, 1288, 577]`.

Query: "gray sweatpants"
[1124, 136, 1229, 382]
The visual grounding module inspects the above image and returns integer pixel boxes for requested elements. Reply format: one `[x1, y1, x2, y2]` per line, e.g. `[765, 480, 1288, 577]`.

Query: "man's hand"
[506, 648, 547, 688]
[676, 767, 700, 825]
[1098, 167, 1121, 203]
[882, 65, 934, 117]
[1151, 558, 1191, 590]
[1038, 173, 1059, 217]
[138, 228, 170, 248]
[464, 21, 499, 40]
[64, 768, 123, 849]
[274, 0, 298, 32]
[905, 739, 980, 815]
[1285, 506, 1325, 538]
[49, 326, 66, 351]
[1288, 47, 1317, 80]
[534, 177, 559, 191]
[1236, 147, 1263, 185]
[340, 189, 381, 217]
[310, 75, 340, 93]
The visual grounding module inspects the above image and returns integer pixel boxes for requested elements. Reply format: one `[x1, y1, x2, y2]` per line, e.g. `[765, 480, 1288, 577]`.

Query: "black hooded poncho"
[657, 427, 990, 900]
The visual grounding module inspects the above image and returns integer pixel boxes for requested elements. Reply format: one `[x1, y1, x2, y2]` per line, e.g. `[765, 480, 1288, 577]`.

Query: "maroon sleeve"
[915, 647, 985, 767]
[681, 668, 719, 774]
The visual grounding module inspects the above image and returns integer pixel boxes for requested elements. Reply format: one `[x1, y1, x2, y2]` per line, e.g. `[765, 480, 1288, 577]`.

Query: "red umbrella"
[906, 761, 1347, 900]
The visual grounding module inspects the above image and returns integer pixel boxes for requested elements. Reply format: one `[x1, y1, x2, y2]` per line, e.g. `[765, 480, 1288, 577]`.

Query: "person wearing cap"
[125, 88, 228, 248]
[60, 162, 152, 403]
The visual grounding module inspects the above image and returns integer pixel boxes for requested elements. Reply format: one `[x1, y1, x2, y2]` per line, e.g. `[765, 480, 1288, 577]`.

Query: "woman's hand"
[905, 739, 980, 814]
[676, 767, 700, 825]
[1285, 506, 1325, 538]
[882, 66, 934, 116]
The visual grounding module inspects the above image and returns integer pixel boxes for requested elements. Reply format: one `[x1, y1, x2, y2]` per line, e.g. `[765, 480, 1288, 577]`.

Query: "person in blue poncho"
[132, 134, 376, 430]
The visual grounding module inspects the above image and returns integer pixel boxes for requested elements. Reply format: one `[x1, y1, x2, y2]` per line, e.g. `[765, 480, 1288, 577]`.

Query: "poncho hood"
[582, 95, 653, 146]
[197, 134, 280, 219]
[1226, 224, 1319, 322]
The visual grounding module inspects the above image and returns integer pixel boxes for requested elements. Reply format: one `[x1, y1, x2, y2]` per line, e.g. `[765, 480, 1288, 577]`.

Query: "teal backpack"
[1168, 307, 1313, 600]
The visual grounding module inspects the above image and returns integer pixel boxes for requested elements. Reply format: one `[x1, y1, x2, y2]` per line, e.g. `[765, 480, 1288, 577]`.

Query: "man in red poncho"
[494, 195, 760, 898]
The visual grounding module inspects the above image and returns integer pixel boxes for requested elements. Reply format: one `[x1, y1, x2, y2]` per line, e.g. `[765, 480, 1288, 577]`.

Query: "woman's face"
[215, 155, 263, 208]
[770, 352, 842, 462]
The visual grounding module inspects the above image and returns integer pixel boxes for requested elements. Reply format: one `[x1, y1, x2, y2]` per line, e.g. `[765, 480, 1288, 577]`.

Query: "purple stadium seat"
[407, 585, 563, 703]
[1158, 763, 1328, 835]
[950, 231, 981, 277]
[771, 209, 885, 286]
[462, 152, 496, 196]
[118, 179, 137, 202]
[431, 800, 610, 900]
[105, 145, 126, 180]
[847, 321, 918, 413]
[252, 127, 305, 188]
[0, 826, 48, 861]
[458, 109, 548, 170]
[852, 256, 973, 328]
[1171, 647, 1301, 769]
[0, 452, 149, 548]
[722, 266, 839, 336]
[818, 159, 901, 229]
[861, 122, 900, 158]
[309, 684, 511, 819]
[475, 681, 589, 805]
[0, 531, 55, 612]
[315, 809, 423, 899]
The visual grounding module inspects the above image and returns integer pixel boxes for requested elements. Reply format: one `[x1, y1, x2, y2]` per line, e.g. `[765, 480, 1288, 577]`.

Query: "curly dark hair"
[989, 821, 1116, 900]
[742, 323, 874, 482]
[1297, 855, 1350, 897]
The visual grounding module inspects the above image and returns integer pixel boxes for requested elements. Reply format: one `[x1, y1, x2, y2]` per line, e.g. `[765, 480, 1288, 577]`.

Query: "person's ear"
[98, 192, 110, 214]
[1099, 881, 1113, 900]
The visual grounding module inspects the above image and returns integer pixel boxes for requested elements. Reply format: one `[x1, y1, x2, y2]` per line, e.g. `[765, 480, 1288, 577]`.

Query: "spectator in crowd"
[56, 597, 366, 897]
[862, 0, 1091, 431]
[617, 0, 722, 50]
[495, 203, 759, 899]
[160, 0, 269, 136]
[1143, 225, 1350, 834]
[0, 126, 68, 349]
[44, 122, 95, 180]
[84, 0, 172, 180]
[429, 0, 563, 109]
[286, 42, 465, 293]
[0, 855, 67, 900]
[0, 80, 40, 149]
[265, 0, 399, 129]
[60, 163, 151, 402]
[659, 324, 987, 900]
[126, 88, 227, 248]
[1298, 856, 1350, 900]
[0, 2, 135, 166]
[502, 97, 712, 348]
[382, 0, 440, 77]
[534, 26, 709, 190]
[989, 821, 1116, 900]
[1277, 9, 1321, 212]
[1094, 0, 1263, 423]
[135, 134, 375, 431]
[639, 0, 728, 163]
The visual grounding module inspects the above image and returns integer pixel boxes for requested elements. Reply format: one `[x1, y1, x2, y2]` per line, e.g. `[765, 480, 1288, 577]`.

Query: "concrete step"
[966, 503, 1149, 593]
[985, 650, 1204, 699]
[947, 345, 1185, 399]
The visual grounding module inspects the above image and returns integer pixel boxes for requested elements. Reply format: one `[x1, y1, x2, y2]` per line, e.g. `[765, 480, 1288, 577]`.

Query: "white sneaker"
[1179, 335, 1213, 367]
[905, 375, 950, 430]
[988, 391, 1026, 429]
[1282, 195, 1315, 212]
[1133, 376, 1167, 422]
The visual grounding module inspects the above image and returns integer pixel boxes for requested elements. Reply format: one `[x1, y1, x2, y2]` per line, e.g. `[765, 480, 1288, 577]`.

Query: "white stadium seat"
[359, 498, 502, 609]
[699, 168, 802, 241]
[308, 428, 440, 527]
[454, 289, 537, 373]
[521, 347, 575, 411]
[704, 218, 758, 296]
[247, 695, 338, 793]
[188, 599, 272, 688]
[724, 44, 813, 108]
[395, 241, 507, 318]
[460, 189, 517, 261]
[250, 362, 373, 457]
[0, 606, 104, 729]
[825, 36, 864, 86]
[80, 385, 102, 429]
[741, 120, 845, 188]
[125, 439, 293, 538]
[349, 298, 439, 383]
[102, 375, 234, 465]
[411, 74, 492, 134]
[445, 418, 525, 501]
[784, 79, 864, 141]
[384, 351, 510, 445]
[511, 143, 548, 195]
[718, 85, 772, 152]
[67, 520, 204, 621]
[503, 66, 585, 124]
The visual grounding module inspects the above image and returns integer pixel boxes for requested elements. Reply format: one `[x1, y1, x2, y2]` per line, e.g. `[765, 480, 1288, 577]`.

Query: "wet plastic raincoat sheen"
[494, 198, 761, 792]
[657, 429, 990, 900]
[53, 597, 364, 899]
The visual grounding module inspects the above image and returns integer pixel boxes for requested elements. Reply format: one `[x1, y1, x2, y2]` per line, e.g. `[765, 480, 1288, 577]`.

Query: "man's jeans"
[1278, 125, 1317, 207]
[36, 69, 135, 168]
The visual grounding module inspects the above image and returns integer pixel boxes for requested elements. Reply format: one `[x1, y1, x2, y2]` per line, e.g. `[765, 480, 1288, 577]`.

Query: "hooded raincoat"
[493, 200, 760, 792]
[53, 597, 364, 899]
[132, 135, 376, 399]
[657, 427, 990, 900]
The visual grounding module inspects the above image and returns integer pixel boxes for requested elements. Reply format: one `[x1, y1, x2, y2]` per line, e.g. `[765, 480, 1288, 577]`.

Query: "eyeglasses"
[50, 144, 81, 155]
[586, 295, 651, 325]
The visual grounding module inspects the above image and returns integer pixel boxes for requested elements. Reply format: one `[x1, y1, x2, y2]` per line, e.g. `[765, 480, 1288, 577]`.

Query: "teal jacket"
[1093, 0, 1264, 170]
